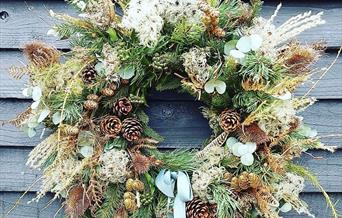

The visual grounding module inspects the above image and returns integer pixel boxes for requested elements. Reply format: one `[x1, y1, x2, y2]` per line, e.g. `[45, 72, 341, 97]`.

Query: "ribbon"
[156, 169, 193, 218]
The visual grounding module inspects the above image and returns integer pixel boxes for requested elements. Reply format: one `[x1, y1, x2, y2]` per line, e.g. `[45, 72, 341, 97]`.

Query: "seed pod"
[126, 178, 134, 191]
[124, 198, 137, 212]
[123, 191, 135, 200]
[230, 177, 240, 190]
[84, 100, 98, 110]
[87, 94, 99, 101]
[238, 172, 250, 190]
[101, 87, 115, 96]
[132, 179, 144, 192]
[63, 125, 79, 136]
[223, 172, 233, 181]
[248, 173, 262, 189]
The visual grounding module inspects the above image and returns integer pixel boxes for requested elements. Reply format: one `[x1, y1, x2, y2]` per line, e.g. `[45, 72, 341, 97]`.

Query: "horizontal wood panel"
[1, 51, 341, 100]
[1, 99, 341, 148]
[0, 192, 64, 218]
[0, 192, 341, 218]
[0, 1, 341, 49]
[0, 147, 341, 193]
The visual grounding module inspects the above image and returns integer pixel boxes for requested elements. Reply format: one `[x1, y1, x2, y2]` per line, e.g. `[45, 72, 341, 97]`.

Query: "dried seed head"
[23, 41, 60, 68]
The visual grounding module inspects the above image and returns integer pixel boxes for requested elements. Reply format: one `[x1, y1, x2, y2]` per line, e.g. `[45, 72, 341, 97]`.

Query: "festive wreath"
[7, 0, 338, 217]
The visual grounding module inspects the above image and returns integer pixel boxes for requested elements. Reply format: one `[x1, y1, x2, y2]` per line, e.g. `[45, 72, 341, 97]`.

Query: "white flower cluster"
[192, 146, 226, 200]
[99, 149, 131, 183]
[258, 101, 297, 137]
[246, 4, 325, 58]
[182, 47, 211, 87]
[121, 0, 203, 46]
[78, 0, 114, 27]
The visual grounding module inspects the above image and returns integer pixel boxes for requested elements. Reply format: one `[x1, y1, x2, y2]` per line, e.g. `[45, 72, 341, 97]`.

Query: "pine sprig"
[95, 184, 125, 218]
[210, 184, 240, 218]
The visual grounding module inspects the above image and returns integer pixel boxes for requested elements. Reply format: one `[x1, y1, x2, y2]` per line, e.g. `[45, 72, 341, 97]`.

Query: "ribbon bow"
[156, 169, 193, 218]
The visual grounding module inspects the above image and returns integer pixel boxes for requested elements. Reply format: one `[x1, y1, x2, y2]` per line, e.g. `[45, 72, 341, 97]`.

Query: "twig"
[304, 46, 342, 97]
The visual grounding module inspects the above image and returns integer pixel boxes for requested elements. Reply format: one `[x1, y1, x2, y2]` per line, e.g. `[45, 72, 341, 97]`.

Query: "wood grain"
[0, 147, 341, 193]
[1, 51, 341, 100]
[0, 192, 64, 218]
[1, 99, 341, 148]
[0, 1, 341, 49]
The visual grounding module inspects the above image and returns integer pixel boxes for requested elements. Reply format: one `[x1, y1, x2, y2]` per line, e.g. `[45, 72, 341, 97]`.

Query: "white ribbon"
[156, 169, 193, 218]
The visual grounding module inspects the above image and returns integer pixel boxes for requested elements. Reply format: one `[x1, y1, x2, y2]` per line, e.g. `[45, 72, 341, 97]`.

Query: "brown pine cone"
[84, 100, 98, 111]
[114, 97, 132, 116]
[121, 118, 143, 142]
[219, 109, 241, 132]
[99, 116, 122, 137]
[101, 87, 115, 97]
[186, 198, 215, 218]
[82, 66, 97, 83]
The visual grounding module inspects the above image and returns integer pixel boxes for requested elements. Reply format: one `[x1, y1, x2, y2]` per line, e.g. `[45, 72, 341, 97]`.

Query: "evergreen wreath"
[7, 0, 338, 217]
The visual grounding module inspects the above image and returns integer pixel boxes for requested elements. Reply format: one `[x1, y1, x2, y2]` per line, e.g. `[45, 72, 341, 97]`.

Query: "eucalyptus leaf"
[236, 36, 251, 53]
[204, 79, 226, 94]
[241, 153, 254, 166]
[27, 128, 37, 138]
[32, 86, 42, 101]
[226, 137, 238, 148]
[31, 100, 40, 110]
[229, 49, 245, 60]
[238, 144, 250, 156]
[245, 142, 257, 153]
[232, 142, 244, 157]
[22, 87, 32, 97]
[107, 27, 118, 42]
[95, 62, 105, 74]
[79, 145, 94, 158]
[118, 66, 135, 79]
[250, 34, 263, 51]
[279, 203, 292, 213]
[38, 108, 50, 123]
[224, 40, 238, 55]
[52, 112, 65, 125]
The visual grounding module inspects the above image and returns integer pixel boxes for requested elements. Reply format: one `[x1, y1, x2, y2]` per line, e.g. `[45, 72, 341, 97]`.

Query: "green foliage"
[287, 163, 339, 218]
[148, 149, 200, 172]
[232, 91, 271, 113]
[210, 184, 240, 218]
[170, 20, 204, 46]
[95, 184, 125, 218]
[143, 125, 165, 142]
[155, 75, 182, 91]
[239, 53, 281, 86]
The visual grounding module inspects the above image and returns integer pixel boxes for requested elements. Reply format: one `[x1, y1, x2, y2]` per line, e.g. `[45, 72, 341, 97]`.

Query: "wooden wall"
[0, 1, 341, 217]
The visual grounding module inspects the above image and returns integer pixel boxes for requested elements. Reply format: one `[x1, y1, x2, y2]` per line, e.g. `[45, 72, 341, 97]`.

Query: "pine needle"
[287, 163, 339, 218]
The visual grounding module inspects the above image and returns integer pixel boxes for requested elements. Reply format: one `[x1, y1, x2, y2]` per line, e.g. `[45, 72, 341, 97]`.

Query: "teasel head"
[23, 41, 60, 69]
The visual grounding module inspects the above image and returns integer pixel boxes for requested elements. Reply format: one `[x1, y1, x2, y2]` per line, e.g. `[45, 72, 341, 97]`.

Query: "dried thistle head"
[239, 122, 270, 145]
[23, 41, 60, 68]
[130, 152, 161, 175]
[65, 185, 90, 217]
[279, 41, 322, 75]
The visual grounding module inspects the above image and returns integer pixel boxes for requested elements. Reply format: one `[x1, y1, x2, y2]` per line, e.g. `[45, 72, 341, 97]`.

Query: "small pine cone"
[132, 179, 145, 192]
[106, 73, 121, 89]
[62, 125, 80, 136]
[230, 177, 240, 191]
[84, 100, 98, 110]
[121, 118, 143, 142]
[248, 173, 262, 189]
[114, 97, 133, 116]
[99, 116, 122, 137]
[219, 109, 241, 132]
[124, 198, 137, 212]
[126, 179, 134, 192]
[87, 94, 99, 101]
[186, 198, 210, 218]
[82, 66, 97, 83]
[123, 191, 135, 200]
[101, 87, 115, 97]
[238, 172, 250, 190]
[108, 82, 119, 91]
[121, 79, 130, 85]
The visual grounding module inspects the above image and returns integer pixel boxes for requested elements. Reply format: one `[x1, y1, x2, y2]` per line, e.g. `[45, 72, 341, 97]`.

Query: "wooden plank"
[1, 51, 341, 100]
[1, 99, 342, 148]
[0, 147, 341, 193]
[0, 192, 64, 218]
[0, 192, 340, 218]
[0, 1, 341, 49]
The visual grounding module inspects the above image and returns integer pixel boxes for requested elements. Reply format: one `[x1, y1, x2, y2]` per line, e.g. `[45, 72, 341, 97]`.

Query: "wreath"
[7, 0, 338, 217]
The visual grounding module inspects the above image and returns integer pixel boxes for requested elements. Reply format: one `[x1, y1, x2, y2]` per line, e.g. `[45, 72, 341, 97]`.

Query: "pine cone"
[114, 97, 132, 116]
[99, 116, 122, 137]
[121, 118, 143, 142]
[219, 109, 241, 132]
[106, 74, 121, 90]
[82, 66, 97, 83]
[101, 87, 115, 97]
[186, 198, 216, 218]
[84, 94, 99, 111]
